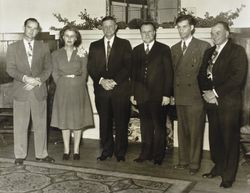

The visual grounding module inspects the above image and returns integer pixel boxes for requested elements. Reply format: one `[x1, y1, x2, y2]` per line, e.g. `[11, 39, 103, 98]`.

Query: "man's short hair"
[140, 21, 156, 32]
[101, 16, 116, 24]
[176, 15, 196, 26]
[24, 18, 41, 30]
[213, 21, 230, 33]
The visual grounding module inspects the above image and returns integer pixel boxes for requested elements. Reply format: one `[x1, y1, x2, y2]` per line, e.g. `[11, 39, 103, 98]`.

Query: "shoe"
[62, 153, 70, 160]
[220, 181, 233, 188]
[15, 158, 24, 166]
[97, 154, 112, 161]
[174, 164, 188, 169]
[189, 168, 199, 175]
[134, 157, 145, 163]
[154, 160, 162, 165]
[202, 172, 218, 178]
[116, 156, 125, 162]
[36, 156, 55, 163]
[73, 153, 80, 160]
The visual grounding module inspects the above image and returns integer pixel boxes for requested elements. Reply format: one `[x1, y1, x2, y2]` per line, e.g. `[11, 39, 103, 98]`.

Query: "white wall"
[0, 0, 106, 33]
[182, 0, 250, 27]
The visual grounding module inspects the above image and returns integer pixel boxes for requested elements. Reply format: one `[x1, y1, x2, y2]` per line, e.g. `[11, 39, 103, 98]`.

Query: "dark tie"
[106, 41, 111, 71]
[182, 41, 187, 54]
[145, 44, 150, 55]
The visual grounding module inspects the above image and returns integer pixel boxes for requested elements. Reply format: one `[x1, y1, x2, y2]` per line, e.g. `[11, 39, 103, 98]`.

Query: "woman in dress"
[51, 25, 94, 160]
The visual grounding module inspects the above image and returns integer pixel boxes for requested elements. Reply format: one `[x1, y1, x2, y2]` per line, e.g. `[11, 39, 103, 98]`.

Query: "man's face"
[102, 19, 117, 39]
[24, 20, 39, 40]
[211, 23, 229, 45]
[140, 24, 155, 44]
[177, 20, 193, 40]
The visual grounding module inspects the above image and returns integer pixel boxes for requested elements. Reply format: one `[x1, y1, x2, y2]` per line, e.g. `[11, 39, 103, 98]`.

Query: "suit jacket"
[171, 37, 210, 105]
[87, 36, 132, 96]
[6, 40, 52, 101]
[198, 39, 248, 107]
[131, 41, 173, 103]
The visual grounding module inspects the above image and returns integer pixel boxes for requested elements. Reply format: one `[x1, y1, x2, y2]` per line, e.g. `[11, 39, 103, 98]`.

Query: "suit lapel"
[18, 41, 31, 72]
[213, 41, 230, 72]
[31, 40, 39, 70]
[108, 36, 118, 66]
[174, 41, 184, 71]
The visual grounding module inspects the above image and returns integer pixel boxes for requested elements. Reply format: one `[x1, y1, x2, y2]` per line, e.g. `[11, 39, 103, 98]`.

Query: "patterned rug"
[0, 158, 194, 193]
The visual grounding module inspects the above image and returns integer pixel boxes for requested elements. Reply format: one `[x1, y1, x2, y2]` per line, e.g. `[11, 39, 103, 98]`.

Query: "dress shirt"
[104, 36, 115, 59]
[181, 36, 193, 50]
[23, 39, 34, 67]
[144, 40, 155, 52]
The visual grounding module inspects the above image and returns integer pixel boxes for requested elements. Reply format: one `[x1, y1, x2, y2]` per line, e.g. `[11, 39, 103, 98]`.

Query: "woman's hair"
[59, 25, 82, 47]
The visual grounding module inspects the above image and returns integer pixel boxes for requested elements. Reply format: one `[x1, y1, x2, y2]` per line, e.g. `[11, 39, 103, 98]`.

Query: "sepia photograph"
[0, 0, 250, 192]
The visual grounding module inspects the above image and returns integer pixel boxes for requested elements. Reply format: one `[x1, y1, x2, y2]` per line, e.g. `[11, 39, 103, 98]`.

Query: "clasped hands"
[202, 90, 218, 105]
[100, 78, 117, 91]
[23, 75, 42, 91]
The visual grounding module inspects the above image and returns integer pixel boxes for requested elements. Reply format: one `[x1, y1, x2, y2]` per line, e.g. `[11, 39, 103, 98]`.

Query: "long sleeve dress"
[50, 48, 94, 130]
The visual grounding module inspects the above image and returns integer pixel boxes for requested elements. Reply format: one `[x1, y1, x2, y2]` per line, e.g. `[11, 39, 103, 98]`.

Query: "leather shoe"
[15, 158, 24, 166]
[116, 156, 125, 162]
[73, 153, 80, 160]
[189, 169, 198, 175]
[154, 160, 162, 165]
[134, 157, 145, 163]
[202, 172, 218, 178]
[36, 156, 55, 163]
[220, 181, 232, 188]
[63, 153, 70, 160]
[97, 154, 112, 161]
[174, 164, 188, 169]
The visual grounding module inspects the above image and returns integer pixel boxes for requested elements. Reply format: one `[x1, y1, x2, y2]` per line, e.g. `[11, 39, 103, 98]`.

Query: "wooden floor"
[0, 130, 250, 193]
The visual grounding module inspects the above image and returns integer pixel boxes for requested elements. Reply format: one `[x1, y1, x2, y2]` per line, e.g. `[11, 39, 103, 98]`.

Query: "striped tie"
[106, 41, 111, 71]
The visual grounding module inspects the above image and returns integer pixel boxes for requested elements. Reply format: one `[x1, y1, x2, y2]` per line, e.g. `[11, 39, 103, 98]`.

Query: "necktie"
[27, 42, 33, 67]
[145, 44, 150, 55]
[207, 46, 220, 80]
[182, 41, 187, 54]
[106, 41, 111, 71]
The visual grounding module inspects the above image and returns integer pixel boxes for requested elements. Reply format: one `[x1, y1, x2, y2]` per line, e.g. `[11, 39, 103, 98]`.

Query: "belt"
[64, 74, 81, 78]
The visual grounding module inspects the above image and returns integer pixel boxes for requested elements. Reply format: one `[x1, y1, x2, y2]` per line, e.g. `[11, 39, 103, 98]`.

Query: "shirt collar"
[182, 36, 193, 47]
[104, 36, 115, 47]
[144, 40, 155, 51]
[216, 39, 228, 53]
[23, 38, 34, 47]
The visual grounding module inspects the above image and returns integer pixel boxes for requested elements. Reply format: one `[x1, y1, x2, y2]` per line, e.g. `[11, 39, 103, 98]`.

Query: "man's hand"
[170, 96, 175, 105]
[162, 96, 170, 106]
[130, 96, 137, 105]
[100, 78, 117, 90]
[202, 90, 218, 105]
[23, 76, 41, 87]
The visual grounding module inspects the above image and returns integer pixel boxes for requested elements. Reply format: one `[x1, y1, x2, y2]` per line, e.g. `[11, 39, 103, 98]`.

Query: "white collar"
[104, 36, 115, 46]
[144, 40, 155, 51]
[216, 40, 228, 53]
[182, 36, 193, 47]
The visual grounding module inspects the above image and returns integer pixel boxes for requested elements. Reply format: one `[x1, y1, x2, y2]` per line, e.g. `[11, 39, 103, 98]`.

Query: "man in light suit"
[198, 21, 248, 188]
[87, 16, 132, 162]
[131, 21, 173, 165]
[171, 15, 210, 175]
[6, 18, 54, 165]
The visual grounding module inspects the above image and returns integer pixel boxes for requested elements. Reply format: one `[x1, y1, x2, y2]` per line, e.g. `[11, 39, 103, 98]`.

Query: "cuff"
[99, 77, 103, 84]
[213, 89, 219, 98]
[22, 75, 27, 83]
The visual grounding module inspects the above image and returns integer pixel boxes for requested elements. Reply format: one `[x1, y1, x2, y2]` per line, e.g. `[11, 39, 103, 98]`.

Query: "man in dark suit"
[171, 15, 210, 175]
[198, 21, 248, 188]
[130, 21, 173, 165]
[6, 18, 54, 165]
[87, 16, 132, 162]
